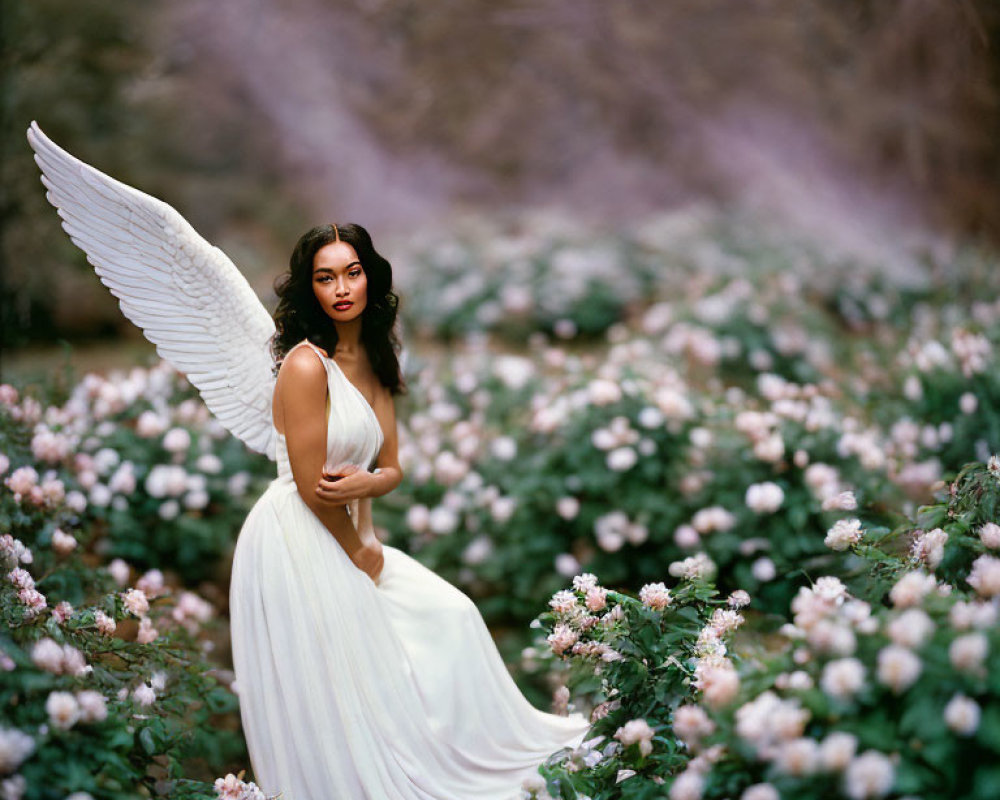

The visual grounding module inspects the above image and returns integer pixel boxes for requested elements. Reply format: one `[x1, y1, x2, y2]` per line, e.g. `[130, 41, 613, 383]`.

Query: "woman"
[228, 222, 591, 799]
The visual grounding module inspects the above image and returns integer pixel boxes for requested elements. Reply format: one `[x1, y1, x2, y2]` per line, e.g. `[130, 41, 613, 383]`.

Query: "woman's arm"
[315, 387, 404, 503]
[275, 348, 378, 575]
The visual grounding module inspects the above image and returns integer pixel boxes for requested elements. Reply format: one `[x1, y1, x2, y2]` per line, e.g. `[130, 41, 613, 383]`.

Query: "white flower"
[51, 528, 78, 556]
[844, 750, 894, 799]
[967, 554, 1000, 597]
[0, 727, 35, 773]
[121, 588, 150, 617]
[639, 582, 671, 610]
[820, 731, 858, 771]
[959, 392, 978, 414]
[490, 436, 517, 461]
[822, 490, 858, 511]
[943, 694, 980, 736]
[751, 557, 776, 582]
[556, 496, 580, 520]
[427, 506, 459, 535]
[670, 553, 718, 581]
[162, 427, 192, 453]
[949, 632, 988, 673]
[45, 691, 80, 730]
[132, 683, 156, 707]
[876, 645, 922, 694]
[554, 553, 580, 578]
[980, 522, 1000, 549]
[668, 770, 703, 800]
[572, 573, 599, 592]
[745, 482, 784, 514]
[825, 518, 863, 552]
[405, 504, 430, 533]
[606, 446, 637, 472]
[76, 690, 108, 723]
[820, 658, 865, 700]
[490, 496, 516, 523]
[135, 410, 167, 438]
[107, 558, 130, 587]
[886, 608, 935, 649]
[740, 784, 779, 800]
[614, 718, 655, 757]
[888, 571, 936, 608]
[775, 737, 819, 776]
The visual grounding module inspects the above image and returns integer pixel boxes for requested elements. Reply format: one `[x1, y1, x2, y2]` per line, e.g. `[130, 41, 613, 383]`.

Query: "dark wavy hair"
[271, 223, 406, 395]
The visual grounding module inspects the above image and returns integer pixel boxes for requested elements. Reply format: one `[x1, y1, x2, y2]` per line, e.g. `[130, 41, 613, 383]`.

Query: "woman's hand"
[314, 462, 375, 505]
[349, 538, 384, 582]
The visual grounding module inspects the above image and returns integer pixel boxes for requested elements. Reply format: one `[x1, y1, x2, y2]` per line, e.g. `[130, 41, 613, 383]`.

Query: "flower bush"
[1, 382, 252, 799]
[522, 459, 1000, 800]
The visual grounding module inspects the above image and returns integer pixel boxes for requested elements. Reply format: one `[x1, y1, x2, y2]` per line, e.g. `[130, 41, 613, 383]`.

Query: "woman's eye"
[350, 270, 362, 278]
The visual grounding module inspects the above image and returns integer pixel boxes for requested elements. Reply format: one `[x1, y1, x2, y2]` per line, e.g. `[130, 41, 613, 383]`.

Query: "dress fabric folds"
[230, 341, 589, 800]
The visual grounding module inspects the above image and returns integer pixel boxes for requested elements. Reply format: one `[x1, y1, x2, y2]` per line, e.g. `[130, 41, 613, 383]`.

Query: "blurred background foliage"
[2, 0, 999, 355]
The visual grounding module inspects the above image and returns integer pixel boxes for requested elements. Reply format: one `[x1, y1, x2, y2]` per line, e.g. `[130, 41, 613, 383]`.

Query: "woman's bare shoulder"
[276, 345, 328, 387]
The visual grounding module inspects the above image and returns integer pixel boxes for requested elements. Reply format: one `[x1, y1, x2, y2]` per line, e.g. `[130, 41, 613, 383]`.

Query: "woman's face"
[312, 241, 368, 322]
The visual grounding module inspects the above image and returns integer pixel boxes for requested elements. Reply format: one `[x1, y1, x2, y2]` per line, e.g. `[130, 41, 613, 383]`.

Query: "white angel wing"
[27, 120, 278, 459]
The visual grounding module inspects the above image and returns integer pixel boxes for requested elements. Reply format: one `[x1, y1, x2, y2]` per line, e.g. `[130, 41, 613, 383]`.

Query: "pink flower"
[95, 610, 116, 636]
[107, 558, 130, 587]
[45, 691, 80, 730]
[585, 586, 608, 612]
[967, 555, 1000, 597]
[76, 690, 108, 723]
[639, 582, 672, 610]
[51, 529, 78, 556]
[132, 683, 156, 707]
[548, 590, 578, 614]
[136, 617, 159, 644]
[943, 694, 980, 736]
[825, 519, 863, 552]
[136, 569, 165, 598]
[5, 466, 39, 498]
[889, 571, 936, 608]
[980, 522, 1000, 550]
[121, 588, 150, 617]
[844, 750, 894, 799]
[52, 601, 74, 624]
[614, 718, 656, 757]
[672, 705, 715, 749]
[7, 568, 34, 591]
[728, 590, 751, 608]
[18, 587, 47, 616]
[697, 664, 740, 709]
[31, 638, 65, 673]
[547, 623, 578, 656]
[876, 645, 922, 694]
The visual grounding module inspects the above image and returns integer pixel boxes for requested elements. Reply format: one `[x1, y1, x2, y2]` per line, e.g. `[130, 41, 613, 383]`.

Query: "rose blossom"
[121, 588, 149, 617]
[745, 481, 784, 514]
[132, 683, 156, 706]
[910, 527, 948, 569]
[585, 587, 608, 612]
[824, 518, 863, 551]
[31, 638, 65, 673]
[886, 608, 935, 649]
[888, 571, 936, 608]
[45, 691, 80, 730]
[549, 590, 578, 614]
[980, 522, 1000, 549]
[107, 558, 130, 587]
[0, 726, 34, 773]
[547, 624, 578, 656]
[95, 610, 116, 636]
[775, 737, 819, 776]
[943, 694, 980, 736]
[949, 632, 988, 673]
[639, 582, 672, 610]
[52, 601, 74, 624]
[876, 645, 922, 693]
[822, 490, 858, 511]
[741, 785, 779, 800]
[752, 557, 776, 582]
[820, 658, 865, 700]
[614, 718, 655, 757]
[136, 617, 159, 644]
[844, 750, 894, 799]
[51, 528, 78, 556]
[672, 705, 715, 749]
[820, 731, 858, 771]
[967, 554, 1000, 597]
[76, 690, 108, 723]
[697, 664, 740, 709]
[556, 496, 580, 520]
[728, 589, 751, 608]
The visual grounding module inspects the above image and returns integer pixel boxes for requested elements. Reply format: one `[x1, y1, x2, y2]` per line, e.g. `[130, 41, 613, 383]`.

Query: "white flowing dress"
[230, 341, 590, 800]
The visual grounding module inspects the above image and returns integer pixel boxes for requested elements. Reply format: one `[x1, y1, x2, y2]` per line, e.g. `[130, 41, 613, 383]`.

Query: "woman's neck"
[332, 318, 363, 359]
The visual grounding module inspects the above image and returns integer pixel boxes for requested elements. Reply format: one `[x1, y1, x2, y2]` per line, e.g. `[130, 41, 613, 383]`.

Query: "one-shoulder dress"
[229, 340, 589, 799]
